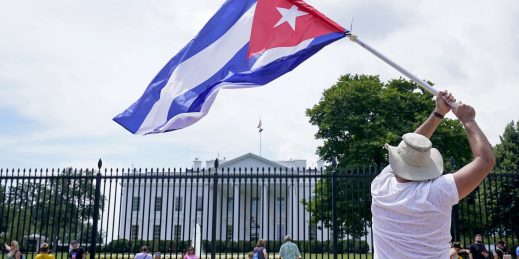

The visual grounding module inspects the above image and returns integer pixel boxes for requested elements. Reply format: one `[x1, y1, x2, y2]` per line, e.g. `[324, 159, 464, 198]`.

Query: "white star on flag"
[274, 5, 308, 31]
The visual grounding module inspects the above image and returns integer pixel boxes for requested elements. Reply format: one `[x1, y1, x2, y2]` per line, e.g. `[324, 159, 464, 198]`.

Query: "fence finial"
[98, 158, 103, 170]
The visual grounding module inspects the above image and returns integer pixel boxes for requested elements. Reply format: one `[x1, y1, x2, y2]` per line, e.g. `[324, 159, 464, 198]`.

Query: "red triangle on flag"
[247, 0, 345, 58]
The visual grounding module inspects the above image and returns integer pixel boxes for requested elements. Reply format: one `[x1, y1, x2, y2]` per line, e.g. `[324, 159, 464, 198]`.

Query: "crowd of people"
[3, 234, 519, 259]
[3, 239, 85, 259]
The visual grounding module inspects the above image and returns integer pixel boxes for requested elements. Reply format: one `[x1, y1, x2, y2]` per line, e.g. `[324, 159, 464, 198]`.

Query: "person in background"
[470, 234, 489, 259]
[154, 251, 161, 259]
[279, 235, 301, 259]
[5, 241, 21, 259]
[450, 242, 469, 259]
[183, 247, 198, 259]
[494, 240, 511, 259]
[35, 243, 55, 259]
[134, 246, 152, 259]
[253, 240, 268, 259]
[68, 241, 86, 259]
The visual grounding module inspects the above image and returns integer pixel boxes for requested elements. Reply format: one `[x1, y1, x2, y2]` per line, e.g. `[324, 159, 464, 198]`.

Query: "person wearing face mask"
[470, 234, 489, 259]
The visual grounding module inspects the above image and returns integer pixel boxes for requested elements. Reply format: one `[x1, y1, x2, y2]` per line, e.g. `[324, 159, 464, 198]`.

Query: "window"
[155, 197, 162, 212]
[226, 224, 233, 240]
[132, 197, 140, 211]
[175, 197, 183, 211]
[174, 225, 182, 240]
[131, 225, 139, 240]
[153, 225, 161, 240]
[250, 197, 259, 240]
[196, 196, 203, 211]
[251, 197, 259, 220]
[227, 197, 234, 223]
[309, 224, 317, 241]
[276, 197, 285, 218]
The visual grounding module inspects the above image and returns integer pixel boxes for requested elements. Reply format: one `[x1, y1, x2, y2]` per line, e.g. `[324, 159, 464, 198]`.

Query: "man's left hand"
[435, 90, 455, 116]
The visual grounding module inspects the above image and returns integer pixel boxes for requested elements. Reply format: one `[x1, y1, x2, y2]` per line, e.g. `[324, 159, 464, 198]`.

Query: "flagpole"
[258, 118, 263, 157]
[347, 33, 458, 109]
[259, 130, 262, 157]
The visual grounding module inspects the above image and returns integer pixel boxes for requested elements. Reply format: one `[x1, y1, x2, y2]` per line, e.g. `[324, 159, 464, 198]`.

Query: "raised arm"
[452, 103, 495, 199]
[415, 90, 455, 138]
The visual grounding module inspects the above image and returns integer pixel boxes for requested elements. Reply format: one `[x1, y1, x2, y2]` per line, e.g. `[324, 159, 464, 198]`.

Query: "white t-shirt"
[134, 253, 152, 259]
[371, 165, 459, 259]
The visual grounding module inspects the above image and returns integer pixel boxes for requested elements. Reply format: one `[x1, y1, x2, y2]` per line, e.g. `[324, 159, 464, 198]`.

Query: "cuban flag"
[114, 0, 346, 134]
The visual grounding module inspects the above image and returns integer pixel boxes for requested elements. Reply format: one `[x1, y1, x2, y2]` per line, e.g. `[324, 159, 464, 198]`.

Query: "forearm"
[453, 120, 495, 199]
[464, 120, 494, 165]
[414, 112, 443, 138]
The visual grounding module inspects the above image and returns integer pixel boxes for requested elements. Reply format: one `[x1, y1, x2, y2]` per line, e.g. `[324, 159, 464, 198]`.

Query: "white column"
[233, 185, 240, 241]
[262, 184, 268, 239]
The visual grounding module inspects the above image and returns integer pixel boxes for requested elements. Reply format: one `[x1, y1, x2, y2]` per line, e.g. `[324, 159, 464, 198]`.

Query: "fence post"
[90, 159, 102, 259]
[211, 159, 219, 259]
[331, 161, 338, 259]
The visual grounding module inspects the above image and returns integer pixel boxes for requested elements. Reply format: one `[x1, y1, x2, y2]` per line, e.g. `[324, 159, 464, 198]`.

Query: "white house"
[118, 153, 329, 242]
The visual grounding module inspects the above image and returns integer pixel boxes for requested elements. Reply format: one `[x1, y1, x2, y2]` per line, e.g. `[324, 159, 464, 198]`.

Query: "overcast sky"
[1, 0, 518, 170]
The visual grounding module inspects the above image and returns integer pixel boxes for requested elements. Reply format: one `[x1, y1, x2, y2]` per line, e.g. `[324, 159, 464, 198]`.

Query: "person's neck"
[395, 175, 411, 183]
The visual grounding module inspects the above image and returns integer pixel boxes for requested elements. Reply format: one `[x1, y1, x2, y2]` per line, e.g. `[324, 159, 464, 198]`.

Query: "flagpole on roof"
[346, 33, 458, 109]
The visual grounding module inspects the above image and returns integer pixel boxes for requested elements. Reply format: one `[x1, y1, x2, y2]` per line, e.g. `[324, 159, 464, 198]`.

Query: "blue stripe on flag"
[113, 0, 256, 134]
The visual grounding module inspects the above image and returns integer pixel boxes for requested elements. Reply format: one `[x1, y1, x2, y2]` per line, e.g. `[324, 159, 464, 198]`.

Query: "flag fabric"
[258, 118, 263, 133]
[114, 0, 346, 135]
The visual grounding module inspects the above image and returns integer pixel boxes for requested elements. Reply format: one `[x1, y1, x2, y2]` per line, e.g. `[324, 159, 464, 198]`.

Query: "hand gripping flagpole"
[347, 33, 458, 109]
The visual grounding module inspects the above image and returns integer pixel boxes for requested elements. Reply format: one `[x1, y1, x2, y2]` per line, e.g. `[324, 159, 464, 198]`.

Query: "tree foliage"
[1, 168, 105, 248]
[488, 121, 519, 239]
[306, 74, 471, 169]
[304, 74, 472, 238]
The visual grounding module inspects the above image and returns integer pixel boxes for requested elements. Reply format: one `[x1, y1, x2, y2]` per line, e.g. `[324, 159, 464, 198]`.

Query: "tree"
[304, 74, 472, 238]
[488, 121, 519, 240]
[2, 168, 105, 248]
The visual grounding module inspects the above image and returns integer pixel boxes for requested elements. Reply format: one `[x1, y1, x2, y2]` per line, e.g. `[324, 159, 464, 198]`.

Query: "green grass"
[2, 253, 372, 259]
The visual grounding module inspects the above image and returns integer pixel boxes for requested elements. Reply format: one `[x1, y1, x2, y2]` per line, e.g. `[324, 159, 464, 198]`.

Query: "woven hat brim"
[387, 144, 443, 181]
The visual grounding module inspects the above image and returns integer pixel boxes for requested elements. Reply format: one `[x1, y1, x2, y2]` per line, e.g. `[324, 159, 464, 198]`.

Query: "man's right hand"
[452, 102, 476, 124]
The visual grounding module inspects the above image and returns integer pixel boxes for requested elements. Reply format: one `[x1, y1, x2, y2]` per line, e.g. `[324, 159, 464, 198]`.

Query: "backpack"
[252, 248, 264, 259]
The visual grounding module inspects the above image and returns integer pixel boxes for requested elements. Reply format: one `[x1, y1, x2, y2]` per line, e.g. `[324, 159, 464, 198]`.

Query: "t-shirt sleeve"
[432, 174, 459, 207]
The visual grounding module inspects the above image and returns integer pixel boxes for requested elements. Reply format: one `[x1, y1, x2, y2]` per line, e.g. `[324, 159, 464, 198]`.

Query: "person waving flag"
[114, 0, 346, 134]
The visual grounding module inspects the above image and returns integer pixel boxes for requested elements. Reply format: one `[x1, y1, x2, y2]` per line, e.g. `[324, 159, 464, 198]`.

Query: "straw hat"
[385, 133, 443, 181]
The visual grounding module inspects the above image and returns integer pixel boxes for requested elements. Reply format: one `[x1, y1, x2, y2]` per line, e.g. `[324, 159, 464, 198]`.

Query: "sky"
[1, 0, 518, 170]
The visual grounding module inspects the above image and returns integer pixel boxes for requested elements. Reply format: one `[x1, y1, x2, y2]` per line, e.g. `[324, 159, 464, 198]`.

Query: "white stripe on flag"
[251, 38, 313, 71]
[137, 4, 257, 134]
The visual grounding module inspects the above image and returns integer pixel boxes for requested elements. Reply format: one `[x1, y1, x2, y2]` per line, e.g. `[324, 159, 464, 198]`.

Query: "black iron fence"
[0, 164, 517, 259]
